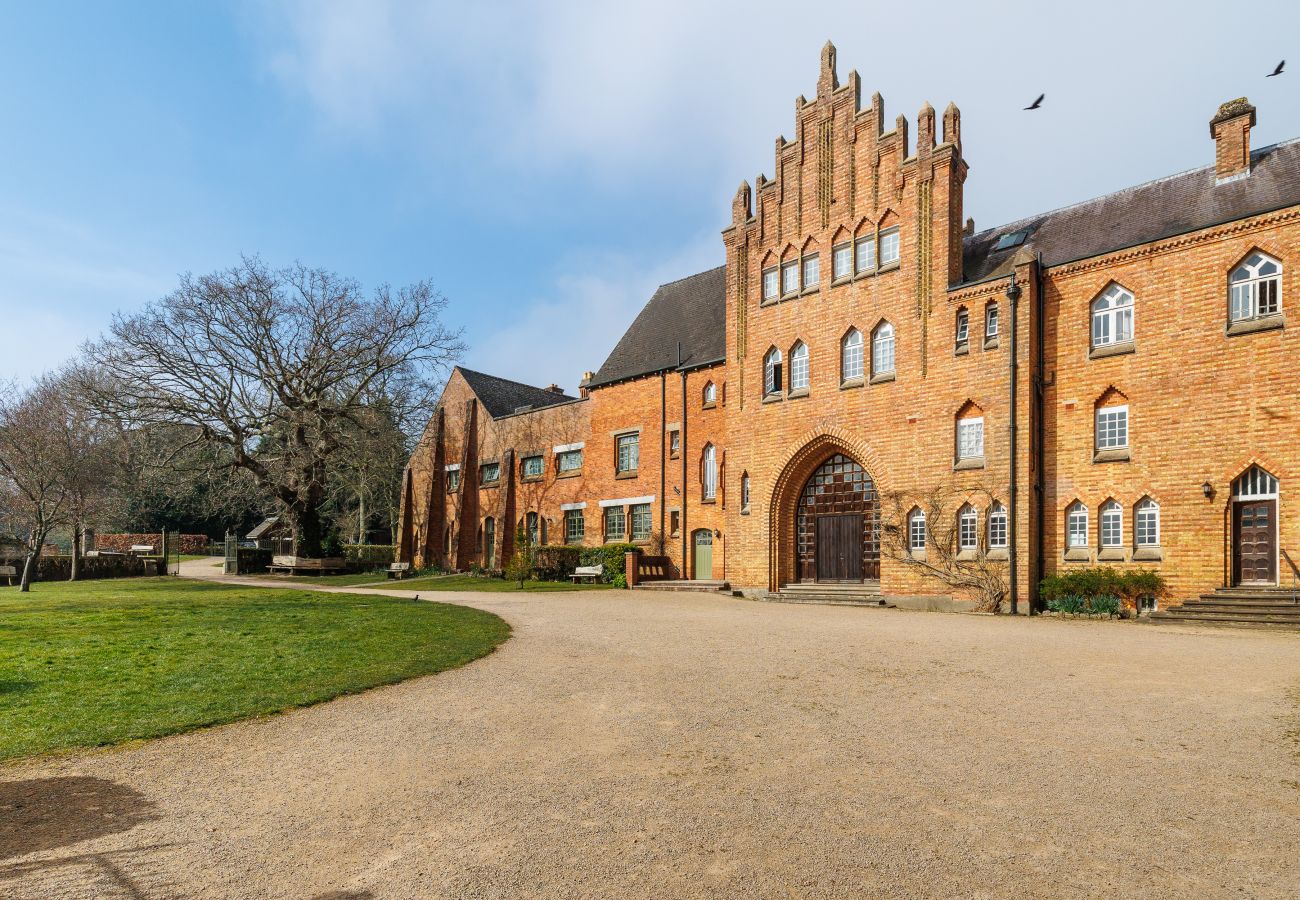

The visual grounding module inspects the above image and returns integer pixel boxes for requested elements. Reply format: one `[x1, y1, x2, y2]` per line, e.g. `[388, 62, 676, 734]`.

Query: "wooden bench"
[267, 555, 348, 576]
[387, 562, 411, 580]
[0, 565, 16, 586]
[570, 564, 604, 584]
[129, 544, 155, 555]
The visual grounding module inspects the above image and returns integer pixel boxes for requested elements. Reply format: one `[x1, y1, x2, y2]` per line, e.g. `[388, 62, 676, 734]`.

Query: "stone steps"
[764, 581, 894, 608]
[633, 580, 731, 594]
[1150, 587, 1300, 629]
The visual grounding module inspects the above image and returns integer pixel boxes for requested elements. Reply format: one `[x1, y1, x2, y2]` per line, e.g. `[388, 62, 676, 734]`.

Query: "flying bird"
[1267, 60, 1285, 77]
[1024, 93, 1045, 110]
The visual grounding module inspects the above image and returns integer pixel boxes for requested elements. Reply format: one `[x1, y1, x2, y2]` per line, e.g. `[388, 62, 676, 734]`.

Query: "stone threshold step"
[764, 594, 896, 608]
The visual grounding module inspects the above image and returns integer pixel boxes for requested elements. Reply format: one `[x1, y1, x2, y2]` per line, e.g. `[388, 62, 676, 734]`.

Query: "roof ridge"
[971, 135, 1300, 240]
[653, 264, 726, 290]
[455, 365, 575, 398]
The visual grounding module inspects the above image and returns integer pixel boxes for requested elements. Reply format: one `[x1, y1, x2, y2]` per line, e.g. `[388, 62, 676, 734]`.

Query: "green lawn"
[257, 571, 393, 587]
[0, 578, 509, 761]
[386, 574, 611, 593]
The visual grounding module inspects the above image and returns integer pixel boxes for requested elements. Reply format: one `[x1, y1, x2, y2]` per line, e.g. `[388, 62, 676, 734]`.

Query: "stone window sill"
[1098, 548, 1127, 562]
[840, 377, 865, 390]
[555, 469, 582, 480]
[954, 457, 985, 471]
[956, 549, 978, 561]
[986, 548, 1009, 561]
[762, 393, 784, 404]
[786, 387, 810, 399]
[521, 475, 543, 484]
[615, 470, 639, 480]
[831, 276, 852, 288]
[800, 286, 820, 297]
[740, 506, 751, 516]
[700, 498, 716, 506]
[1063, 548, 1091, 562]
[480, 482, 500, 490]
[909, 549, 927, 561]
[1093, 448, 1130, 463]
[1089, 340, 1135, 360]
[954, 343, 969, 357]
[1132, 547, 1163, 562]
[983, 336, 1000, 351]
[869, 372, 896, 385]
[702, 401, 717, 410]
[1226, 314, 1285, 337]
[878, 261, 901, 274]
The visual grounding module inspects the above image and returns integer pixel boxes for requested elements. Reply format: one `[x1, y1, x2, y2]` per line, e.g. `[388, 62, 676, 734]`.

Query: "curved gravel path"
[2, 579, 1298, 899]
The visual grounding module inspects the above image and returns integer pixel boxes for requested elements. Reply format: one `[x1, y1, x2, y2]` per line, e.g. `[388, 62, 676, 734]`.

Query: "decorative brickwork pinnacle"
[819, 41, 839, 95]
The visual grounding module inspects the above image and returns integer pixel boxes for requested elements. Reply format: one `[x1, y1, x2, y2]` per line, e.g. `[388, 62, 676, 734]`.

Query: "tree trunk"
[357, 492, 366, 545]
[19, 527, 47, 592]
[289, 497, 325, 558]
[69, 522, 81, 582]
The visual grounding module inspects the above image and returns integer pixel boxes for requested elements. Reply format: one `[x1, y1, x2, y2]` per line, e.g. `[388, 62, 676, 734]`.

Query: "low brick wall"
[94, 533, 210, 555]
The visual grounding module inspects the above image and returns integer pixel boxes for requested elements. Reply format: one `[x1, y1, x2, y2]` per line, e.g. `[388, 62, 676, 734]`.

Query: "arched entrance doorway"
[1231, 465, 1278, 585]
[795, 454, 880, 583]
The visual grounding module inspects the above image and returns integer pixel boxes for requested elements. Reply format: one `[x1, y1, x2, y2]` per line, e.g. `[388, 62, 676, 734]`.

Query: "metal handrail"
[1282, 549, 1299, 605]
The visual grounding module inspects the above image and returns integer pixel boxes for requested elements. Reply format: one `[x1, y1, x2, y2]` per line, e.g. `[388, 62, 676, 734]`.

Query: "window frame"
[958, 505, 978, 551]
[956, 416, 984, 461]
[764, 347, 783, 397]
[879, 227, 901, 266]
[988, 502, 1008, 549]
[702, 381, 717, 406]
[1100, 500, 1123, 548]
[557, 448, 583, 473]
[521, 454, 544, 479]
[985, 302, 1000, 342]
[781, 260, 799, 296]
[615, 432, 640, 474]
[1095, 405, 1129, 451]
[1135, 498, 1160, 547]
[908, 508, 927, 552]
[854, 234, 877, 273]
[955, 307, 970, 351]
[788, 341, 809, 392]
[740, 472, 751, 512]
[480, 461, 501, 485]
[604, 506, 627, 542]
[1091, 283, 1135, 349]
[446, 468, 461, 493]
[1066, 502, 1089, 549]
[1229, 252, 1282, 322]
[832, 242, 852, 280]
[564, 508, 585, 544]
[802, 253, 820, 290]
[762, 266, 779, 302]
[871, 322, 895, 378]
[701, 444, 717, 501]
[841, 328, 864, 382]
[629, 503, 652, 542]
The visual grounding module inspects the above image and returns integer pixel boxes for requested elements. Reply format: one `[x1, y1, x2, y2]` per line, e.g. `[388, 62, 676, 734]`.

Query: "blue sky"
[2, 1, 1295, 391]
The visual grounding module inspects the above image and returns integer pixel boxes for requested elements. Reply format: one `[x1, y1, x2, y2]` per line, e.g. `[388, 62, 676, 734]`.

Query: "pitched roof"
[456, 366, 578, 419]
[962, 138, 1300, 285]
[588, 266, 727, 388]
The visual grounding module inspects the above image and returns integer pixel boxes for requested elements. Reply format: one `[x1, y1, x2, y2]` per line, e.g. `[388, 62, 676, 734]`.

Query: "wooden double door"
[796, 454, 879, 583]
[1233, 499, 1277, 585]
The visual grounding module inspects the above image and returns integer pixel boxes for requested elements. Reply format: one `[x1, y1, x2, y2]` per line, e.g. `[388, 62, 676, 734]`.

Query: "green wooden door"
[693, 529, 713, 580]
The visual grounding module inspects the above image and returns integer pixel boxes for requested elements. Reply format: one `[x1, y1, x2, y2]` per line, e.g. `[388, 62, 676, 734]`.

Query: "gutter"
[1006, 272, 1022, 616]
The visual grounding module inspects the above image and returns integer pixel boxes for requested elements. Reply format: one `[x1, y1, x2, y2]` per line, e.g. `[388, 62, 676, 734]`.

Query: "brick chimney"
[1210, 97, 1256, 184]
[578, 371, 594, 400]
[544, 383, 564, 394]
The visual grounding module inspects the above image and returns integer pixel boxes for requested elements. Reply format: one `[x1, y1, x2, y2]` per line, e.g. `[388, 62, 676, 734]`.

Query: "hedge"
[528, 544, 638, 584]
[344, 544, 397, 569]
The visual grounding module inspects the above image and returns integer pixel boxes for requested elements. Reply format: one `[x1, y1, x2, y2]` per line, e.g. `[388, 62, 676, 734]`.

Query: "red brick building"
[399, 44, 1300, 610]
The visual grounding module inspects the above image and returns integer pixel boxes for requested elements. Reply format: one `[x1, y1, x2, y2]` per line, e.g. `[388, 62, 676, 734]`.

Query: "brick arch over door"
[767, 430, 884, 591]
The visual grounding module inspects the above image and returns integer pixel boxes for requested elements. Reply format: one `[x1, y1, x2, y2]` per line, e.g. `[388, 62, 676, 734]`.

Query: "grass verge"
[0, 578, 509, 761]
[385, 574, 611, 593]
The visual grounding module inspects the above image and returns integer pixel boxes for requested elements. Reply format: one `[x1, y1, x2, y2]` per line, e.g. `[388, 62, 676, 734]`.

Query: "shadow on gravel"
[0, 776, 157, 861]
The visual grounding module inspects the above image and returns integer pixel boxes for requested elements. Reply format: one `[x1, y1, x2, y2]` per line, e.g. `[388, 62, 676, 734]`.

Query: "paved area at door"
[3, 586, 1299, 899]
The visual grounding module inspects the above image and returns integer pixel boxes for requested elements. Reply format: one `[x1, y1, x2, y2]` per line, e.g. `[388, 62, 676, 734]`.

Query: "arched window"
[1135, 498, 1160, 547]
[988, 502, 1008, 549]
[958, 504, 978, 550]
[955, 307, 970, 351]
[1066, 502, 1089, 548]
[872, 322, 895, 377]
[483, 517, 496, 568]
[1230, 252, 1282, 321]
[956, 404, 985, 462]
[526, 511, 539, 547]
[985, 302, 1000, 342]
[908, 508, 927, 551]
[763, 347, 782, 396]
[740, 471, 751, 511]
[1091, 283, 1135, 348]
[1100, 500, 1122, 548]
[444, 522, 453, 555]
[1232, 465, 1279, 498]
[841, 328, 863, 381]
[701, 444, 717, 501]
[788, 341, 809, 391]
[703, 381, 717, 405]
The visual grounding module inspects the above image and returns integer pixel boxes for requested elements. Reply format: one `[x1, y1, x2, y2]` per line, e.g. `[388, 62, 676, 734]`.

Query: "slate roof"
[588, 266, 727, 388]
[456, 366, 578, 419]
[584, 140, 1300, 387]
[961, 138, 1300, 285]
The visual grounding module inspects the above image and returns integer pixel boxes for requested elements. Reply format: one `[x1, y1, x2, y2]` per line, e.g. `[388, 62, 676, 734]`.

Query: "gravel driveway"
[3, 583, 1298, 899]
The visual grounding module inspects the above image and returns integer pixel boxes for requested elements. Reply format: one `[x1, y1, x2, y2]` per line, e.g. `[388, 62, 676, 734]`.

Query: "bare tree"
[880, 480, 1010, 613]
[0, 377, 74, 590]
[84, 258, 464, 557]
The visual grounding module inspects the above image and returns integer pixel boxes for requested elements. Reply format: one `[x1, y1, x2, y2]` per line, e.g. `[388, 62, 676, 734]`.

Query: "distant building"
[399, 43, 1300, 609]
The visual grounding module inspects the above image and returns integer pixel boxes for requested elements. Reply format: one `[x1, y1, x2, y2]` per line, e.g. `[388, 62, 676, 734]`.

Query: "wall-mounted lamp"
[1201, 481, 1215, 499]
[714, 529, 723, 538]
